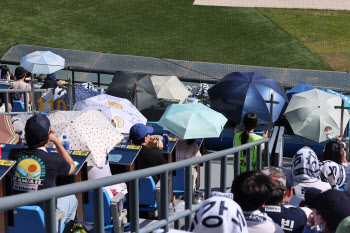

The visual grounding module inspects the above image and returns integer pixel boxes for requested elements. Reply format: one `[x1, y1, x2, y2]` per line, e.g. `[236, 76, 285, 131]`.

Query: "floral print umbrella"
[48, 110, 123, 167]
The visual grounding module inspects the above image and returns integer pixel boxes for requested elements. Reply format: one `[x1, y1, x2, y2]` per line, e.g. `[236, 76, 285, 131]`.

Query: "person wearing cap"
[8, 115, 77, 226]
[129, 123, 167, 184]
[231, 171, 284, 233]
[260, 166, 308, 233]
[305, 188, 350, 233]
[11, 66, 32, 104]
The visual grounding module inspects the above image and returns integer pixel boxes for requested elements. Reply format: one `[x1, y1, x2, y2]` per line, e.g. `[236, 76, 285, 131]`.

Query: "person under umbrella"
[233, 113, 268, 173]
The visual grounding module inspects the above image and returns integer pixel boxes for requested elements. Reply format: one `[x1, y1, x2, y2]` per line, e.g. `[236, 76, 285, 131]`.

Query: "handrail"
[0, 138, 269, 233]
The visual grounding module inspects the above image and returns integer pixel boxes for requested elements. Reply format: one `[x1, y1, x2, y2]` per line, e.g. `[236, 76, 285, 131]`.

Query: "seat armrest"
[111, 193, 126, 233]
[111, 193, 125, 204]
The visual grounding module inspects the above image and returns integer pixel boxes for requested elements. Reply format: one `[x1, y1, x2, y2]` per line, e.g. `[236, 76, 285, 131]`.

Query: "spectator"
[234, 113, 268, 172]
[189, 191, 249, 233]
[305, 188, 350, 233]
[231, 171, 284, 233]
[12, 66, 32, 105]
[335, 216, 350, 233]
[175, 138, 201, 190]
[319, 140, 346, 189]
[0, 65, 15, 80]
[8, 115, 77, 228]
[291, 147, 331, 205]
[260, 166, 308, 233]
[130, 123, 167, 184]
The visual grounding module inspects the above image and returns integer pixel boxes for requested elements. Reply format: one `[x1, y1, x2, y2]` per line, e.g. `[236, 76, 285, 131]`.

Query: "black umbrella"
[106, 71, 158, 111]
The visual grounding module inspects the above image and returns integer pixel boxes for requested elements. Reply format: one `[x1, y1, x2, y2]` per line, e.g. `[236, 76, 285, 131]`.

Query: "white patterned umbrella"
[48, 110, 123, 167]
[73, 94, 147, 133]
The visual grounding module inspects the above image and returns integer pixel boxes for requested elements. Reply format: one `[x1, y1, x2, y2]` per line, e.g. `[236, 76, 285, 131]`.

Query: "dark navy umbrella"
[286, 82, 327, 101]
[208, 72, 288, 124]
[53, 85, 101, 110]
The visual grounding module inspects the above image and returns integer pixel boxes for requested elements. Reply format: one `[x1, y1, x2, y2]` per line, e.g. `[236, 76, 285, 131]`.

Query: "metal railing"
[0, 88, 47, 115]
[0, 138, 269, 233]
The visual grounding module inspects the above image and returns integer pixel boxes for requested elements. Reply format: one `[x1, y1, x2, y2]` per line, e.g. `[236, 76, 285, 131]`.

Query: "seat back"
[8, 206, 45, 233]
[139, 176, 157, 210]
[12, 100, 24, 112]
[172, 168, 185, 196]
[84, 189, 112, 224]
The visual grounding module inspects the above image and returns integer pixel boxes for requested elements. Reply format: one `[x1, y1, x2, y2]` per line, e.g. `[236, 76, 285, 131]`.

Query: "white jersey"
[319, 160, 346, 189]
[244, 210, 284, 233]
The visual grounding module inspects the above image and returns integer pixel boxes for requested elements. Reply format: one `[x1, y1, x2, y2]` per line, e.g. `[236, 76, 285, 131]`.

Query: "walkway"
[193, 0, 350, 11]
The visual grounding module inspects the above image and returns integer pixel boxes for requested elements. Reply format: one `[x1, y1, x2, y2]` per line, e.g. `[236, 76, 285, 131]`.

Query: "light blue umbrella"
[327, 89, 350, 108]
[158, 103, 228, 139]
[20, 51, 65, 74]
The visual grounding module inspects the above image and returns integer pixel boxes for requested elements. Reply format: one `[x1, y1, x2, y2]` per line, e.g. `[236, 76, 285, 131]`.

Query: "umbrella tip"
[249, 76, 253, 83]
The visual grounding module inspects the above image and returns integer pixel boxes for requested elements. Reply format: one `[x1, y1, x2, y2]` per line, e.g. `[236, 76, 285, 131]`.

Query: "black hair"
[265, 188, 284, 205]
[186, 139, 195, 145]
[131, 134, 149, 145]
[240, 113, 258, 145]
[231, 171, 276, 211]
[41, 79, 58, 89]
[321, 140, 342, 164]
[0, 65, 9, 78]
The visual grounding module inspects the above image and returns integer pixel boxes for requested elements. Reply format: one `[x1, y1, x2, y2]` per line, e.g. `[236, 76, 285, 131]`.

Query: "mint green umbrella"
[158, 103, 228, 139]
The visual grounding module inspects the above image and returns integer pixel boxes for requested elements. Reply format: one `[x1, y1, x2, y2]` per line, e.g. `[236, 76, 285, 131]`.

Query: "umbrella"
[20, 51, 65, 74]
[208, 72, 288, 125]
[73, 94, 147, 134]
[285, 89, 350, 143]
[105, 71, 158, 111]
[52, 85, 101, 111]
[158, 103, 227, 139]
[286, 82, 327, 101]
[150, 75, 190, 103]
[326, 89, 350, 108]
[0, 113, 18, 144]
[47, 110, 123, 167]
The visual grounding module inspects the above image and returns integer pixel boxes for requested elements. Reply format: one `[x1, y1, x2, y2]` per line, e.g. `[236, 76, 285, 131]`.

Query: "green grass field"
[1, 0, 348, 71]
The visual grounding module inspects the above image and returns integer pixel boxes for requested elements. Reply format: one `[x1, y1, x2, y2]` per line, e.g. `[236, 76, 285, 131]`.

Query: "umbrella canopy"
[326, 89, 350, 108]
[47, 110, 123, 167]
[208, 72, 288, 124]
[150, 75, 190, 104]
[0, 113, 18, 144]
[285, 89, 350, 143]
[20, 51, 65, 74]
[73, 94, 147, 134]
[158, 103, 227, 139]
[106, 71, 158, 111]
[286, 82, 327, 101]
[52, 85, 101, 111]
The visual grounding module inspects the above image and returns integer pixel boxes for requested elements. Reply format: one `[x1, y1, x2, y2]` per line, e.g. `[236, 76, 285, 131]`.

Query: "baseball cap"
[261, 166, 287, 190]
[25, 115, 51, 145]
[305, 188, 350, 231]
[46, 73, 56, 80]
[336, 217, 350, 233]
[280, 167, 293, 190]
[129, 123, 153, 141]
[14, 67, 27, 78]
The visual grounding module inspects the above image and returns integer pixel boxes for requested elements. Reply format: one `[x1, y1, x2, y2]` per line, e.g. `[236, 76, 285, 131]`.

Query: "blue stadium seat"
[11, 100, 24, 112]
[139, 176, 157, 211]
[8, 205, 65, 233]
[172, 168, 185, 196]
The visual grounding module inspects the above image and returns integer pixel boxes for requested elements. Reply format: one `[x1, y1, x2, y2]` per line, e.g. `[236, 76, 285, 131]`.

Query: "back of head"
[240, 113, 258, 145]
[189, 192, 249, 233]
[292, 147, 320, 183]
[231, 171, 276, 211]
[25, 115, 51, 148]
[261, 166, 287, 205]
[322, 140, 342, 164]
[0, 65, 9, 78]
[14, 67, 27, 80]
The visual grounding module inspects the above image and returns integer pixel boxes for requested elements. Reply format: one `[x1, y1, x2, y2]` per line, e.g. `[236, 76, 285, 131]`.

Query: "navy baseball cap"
[46, 73, 56, 80]
[305, 188, 350, 231]
[280, 167, 293, 190]
[129, 123, 153, 141]
[25, 115, 51, 145]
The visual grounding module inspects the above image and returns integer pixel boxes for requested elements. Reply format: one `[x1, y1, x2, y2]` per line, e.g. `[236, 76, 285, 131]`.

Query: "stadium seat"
[8, 205, 65, 233]
[84, 189, 127, 233]
[172, 168, 185, 196]
[11, 100, 24, 112]
[139, 176, 157, 212]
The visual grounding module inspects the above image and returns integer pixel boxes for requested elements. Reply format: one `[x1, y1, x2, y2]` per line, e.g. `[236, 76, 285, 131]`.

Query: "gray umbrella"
[106, 71, 158, 111]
